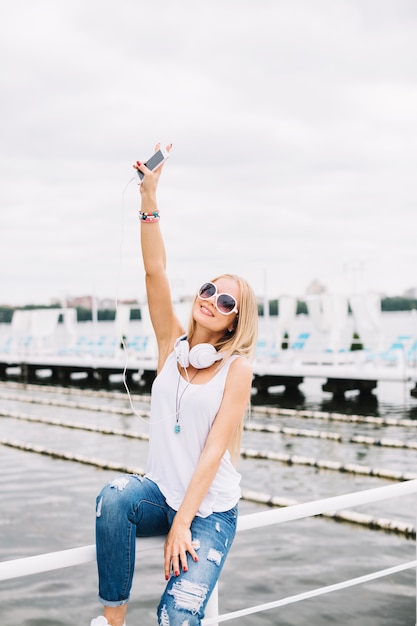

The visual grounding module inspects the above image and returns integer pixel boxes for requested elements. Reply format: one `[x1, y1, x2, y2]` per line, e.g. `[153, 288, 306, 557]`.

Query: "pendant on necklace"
[174, 424, 181, 434]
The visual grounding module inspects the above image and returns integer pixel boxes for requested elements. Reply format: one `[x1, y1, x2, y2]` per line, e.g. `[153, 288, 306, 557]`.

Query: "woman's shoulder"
[221, 354, 253, 401]
[226, 353, 253, 379]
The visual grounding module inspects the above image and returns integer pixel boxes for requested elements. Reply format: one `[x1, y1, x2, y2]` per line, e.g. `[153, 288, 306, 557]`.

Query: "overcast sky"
[1, 0, 416, 306]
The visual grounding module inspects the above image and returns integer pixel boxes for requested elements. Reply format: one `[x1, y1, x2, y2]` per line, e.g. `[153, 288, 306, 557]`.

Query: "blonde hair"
[186, 274, 258, 465]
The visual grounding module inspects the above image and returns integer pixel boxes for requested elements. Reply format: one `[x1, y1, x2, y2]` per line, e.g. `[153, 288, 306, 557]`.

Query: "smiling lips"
[200, 304, 214, 317]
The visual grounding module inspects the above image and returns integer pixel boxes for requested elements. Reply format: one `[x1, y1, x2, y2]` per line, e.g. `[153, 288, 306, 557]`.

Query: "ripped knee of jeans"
[108, 476, 130, 491]
[167, 579, 209, 616]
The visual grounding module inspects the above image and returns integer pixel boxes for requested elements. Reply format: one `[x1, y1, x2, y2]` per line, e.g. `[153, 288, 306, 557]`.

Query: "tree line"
[0, 306, 141, 324]
[0, 296, 416, 325]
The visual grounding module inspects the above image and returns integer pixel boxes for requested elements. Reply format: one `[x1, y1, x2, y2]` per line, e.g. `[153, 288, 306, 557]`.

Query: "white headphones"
[174, 335, 224, 369]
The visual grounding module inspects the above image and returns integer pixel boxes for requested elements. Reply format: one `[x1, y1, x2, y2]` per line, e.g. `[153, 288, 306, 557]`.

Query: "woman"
[90, 145, 258, 626]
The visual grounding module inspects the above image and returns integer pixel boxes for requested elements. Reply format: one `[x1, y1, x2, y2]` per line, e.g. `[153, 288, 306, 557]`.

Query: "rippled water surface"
[0, 366, 416, 625]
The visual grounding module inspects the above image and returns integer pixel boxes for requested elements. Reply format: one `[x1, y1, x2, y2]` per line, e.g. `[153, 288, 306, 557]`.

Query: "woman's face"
[192, 277, 240, 334]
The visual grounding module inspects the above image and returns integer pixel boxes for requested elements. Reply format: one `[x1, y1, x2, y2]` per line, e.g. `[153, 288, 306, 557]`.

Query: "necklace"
[174, 368, 198, 434]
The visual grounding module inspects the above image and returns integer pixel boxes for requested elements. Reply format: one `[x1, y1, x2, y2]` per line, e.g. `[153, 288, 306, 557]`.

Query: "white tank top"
[145, 351, 241, 517]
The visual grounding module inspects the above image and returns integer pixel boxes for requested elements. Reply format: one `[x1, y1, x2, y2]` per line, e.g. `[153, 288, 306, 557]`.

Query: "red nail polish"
[175, 570, 179, 576]
[165, 574, 169, 581]
[194, 556, 198, 562]
[183, 566, 188, 572]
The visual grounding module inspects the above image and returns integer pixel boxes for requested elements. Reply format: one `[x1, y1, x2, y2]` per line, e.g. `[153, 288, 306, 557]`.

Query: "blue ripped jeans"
[95, 474, 238, 625]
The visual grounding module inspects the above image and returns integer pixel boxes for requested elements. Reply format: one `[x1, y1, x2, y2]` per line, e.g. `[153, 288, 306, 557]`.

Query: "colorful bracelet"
[139, 210, 160, 223]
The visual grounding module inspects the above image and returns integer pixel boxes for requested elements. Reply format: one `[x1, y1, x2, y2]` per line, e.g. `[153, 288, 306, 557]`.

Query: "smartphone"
[137, 148, 169, 182]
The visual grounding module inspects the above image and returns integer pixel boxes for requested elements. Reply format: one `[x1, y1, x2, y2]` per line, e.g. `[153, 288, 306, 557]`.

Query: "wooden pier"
[1, 352, 416, 399]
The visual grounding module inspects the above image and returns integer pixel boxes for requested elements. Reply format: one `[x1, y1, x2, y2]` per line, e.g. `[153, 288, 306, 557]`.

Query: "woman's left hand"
[164, 518, 199, 580]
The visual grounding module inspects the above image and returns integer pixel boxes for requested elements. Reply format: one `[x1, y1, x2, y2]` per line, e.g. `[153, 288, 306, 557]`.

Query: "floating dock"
[1, 351, 416, 399]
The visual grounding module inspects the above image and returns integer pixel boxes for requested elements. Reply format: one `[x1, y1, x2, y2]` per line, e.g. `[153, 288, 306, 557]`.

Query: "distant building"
[99, 298, 117, 309]
[305, 280, 327, 295]
[404, 287, 417, 299]
[66, 295, 94, 309]
[64, 296, 140, 310]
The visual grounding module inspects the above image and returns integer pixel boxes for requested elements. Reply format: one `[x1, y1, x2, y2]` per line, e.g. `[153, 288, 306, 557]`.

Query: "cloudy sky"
[1, 0, 416, 306]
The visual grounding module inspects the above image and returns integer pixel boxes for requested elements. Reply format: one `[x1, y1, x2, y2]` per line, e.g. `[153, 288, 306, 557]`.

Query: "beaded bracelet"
[139, 210, 160, 223]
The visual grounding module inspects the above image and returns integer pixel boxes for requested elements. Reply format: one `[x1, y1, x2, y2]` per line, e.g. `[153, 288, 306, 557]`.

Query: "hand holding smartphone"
[136, 146, 170, 183]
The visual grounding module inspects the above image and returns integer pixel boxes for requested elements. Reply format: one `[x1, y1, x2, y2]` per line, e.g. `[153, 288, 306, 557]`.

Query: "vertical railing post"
[204, 582, 218, 626]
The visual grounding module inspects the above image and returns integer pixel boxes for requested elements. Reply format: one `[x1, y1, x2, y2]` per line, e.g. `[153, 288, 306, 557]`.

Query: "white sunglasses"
[197, 282, 238, 315]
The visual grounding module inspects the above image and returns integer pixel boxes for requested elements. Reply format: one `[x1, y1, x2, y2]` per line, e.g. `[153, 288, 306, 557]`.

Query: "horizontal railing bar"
[241, 490, 415, 537]
[1, 545, 95, 581]
[1, 480, 416, 582]
[202, 560, 417, 624]
[0, 538, 165, 582]
[237, 479, 417, 531]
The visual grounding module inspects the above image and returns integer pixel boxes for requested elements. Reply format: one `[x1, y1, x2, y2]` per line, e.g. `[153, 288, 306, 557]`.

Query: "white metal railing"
[1, 480, 416, 624]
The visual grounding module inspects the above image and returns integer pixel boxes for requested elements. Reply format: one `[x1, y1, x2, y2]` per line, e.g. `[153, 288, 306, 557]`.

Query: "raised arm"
[134, 145, 183, 370]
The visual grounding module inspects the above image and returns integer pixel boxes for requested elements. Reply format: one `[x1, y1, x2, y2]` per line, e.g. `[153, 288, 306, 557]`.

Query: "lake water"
[0, 312, 416, 625]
